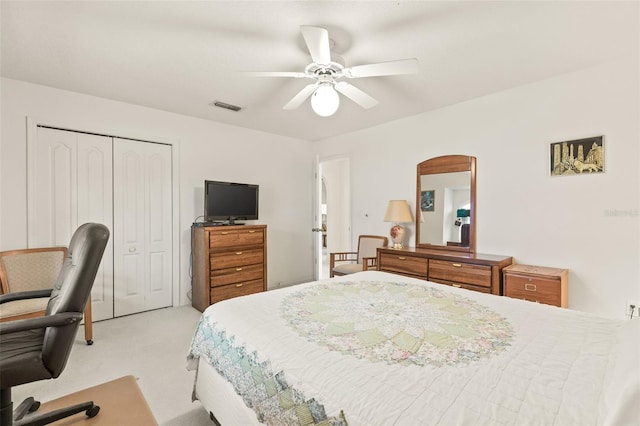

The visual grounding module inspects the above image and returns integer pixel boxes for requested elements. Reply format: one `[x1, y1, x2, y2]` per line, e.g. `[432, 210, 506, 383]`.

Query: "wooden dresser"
[503, 264, 568, 307]
[191, 224, 267, 312]
[377, 247, 512, 295]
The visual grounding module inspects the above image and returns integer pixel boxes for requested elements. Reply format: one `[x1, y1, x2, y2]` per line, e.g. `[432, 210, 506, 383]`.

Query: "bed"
[187, 271, 639, 425]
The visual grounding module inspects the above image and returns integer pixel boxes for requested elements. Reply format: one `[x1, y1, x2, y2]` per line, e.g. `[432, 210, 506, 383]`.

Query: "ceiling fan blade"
[343, 58, 419, 78]
[300, 26, 331, 65]
[334, 82, 378, 109]
[241, 71, 307, 78]
[283, 83, 317, 110]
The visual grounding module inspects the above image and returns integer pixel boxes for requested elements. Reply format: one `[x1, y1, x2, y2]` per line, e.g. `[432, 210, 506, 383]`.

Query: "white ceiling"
[2, 1, 638, 141]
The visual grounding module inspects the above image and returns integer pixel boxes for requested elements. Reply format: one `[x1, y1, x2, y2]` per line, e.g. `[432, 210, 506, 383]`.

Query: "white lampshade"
[384, 200, 413, 223]
[311, 84, 340, 117]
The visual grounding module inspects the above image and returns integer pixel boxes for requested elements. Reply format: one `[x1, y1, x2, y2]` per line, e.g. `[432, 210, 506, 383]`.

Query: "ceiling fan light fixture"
[311, 83, 340, 117]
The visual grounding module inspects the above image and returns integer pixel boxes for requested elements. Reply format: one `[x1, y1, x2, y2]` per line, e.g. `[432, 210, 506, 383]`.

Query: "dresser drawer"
[428, 259, 492, 288]
[379, 253, 427, 277]
[444, 282, 492, 294]
[211, 248, 263, 270]
[211, 279, 264, 304]
[209, 229, 264, 247]
[211, 263, 263, 287]
[504, 273, 561, 307]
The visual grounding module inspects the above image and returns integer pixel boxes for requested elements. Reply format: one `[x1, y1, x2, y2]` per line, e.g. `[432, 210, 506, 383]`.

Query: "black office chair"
[0, 223, 110, 426]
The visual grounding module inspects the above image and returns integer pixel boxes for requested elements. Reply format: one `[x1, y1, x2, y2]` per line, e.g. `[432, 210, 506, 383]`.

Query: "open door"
[314, 156, 351, 280]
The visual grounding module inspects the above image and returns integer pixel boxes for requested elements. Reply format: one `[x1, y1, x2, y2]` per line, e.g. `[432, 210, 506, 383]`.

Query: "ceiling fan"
[245, 26, 419, 117]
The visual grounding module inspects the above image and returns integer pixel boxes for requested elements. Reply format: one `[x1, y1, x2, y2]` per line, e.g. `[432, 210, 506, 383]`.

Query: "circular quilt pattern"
[280, 280, 513, 366]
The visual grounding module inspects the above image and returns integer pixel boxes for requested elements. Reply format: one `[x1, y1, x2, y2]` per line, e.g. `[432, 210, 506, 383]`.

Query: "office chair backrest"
[42, 223, 110, 377]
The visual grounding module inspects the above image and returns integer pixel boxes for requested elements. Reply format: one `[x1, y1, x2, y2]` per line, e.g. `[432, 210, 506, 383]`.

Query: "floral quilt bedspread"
[280, 280, 513, 367]
[188, 271, 623, 425]
[189, 316, 348, 425]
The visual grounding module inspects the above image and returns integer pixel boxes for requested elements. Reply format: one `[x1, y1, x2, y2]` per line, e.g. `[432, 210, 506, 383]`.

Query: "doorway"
[315, 157, 351, 280]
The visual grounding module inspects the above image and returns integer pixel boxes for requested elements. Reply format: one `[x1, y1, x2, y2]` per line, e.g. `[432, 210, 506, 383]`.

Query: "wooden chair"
[0, 247, 94, 345]
[330, 235, 388, 277]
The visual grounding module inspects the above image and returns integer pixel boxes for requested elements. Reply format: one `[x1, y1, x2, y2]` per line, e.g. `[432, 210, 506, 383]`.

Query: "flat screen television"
[204, 180, 259, 224]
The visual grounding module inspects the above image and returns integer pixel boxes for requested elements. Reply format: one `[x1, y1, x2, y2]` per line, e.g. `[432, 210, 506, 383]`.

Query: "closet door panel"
[29, 128, 114, 321]
[144, 147, 173, 310]
[29, 127, 77, 248]
[113, 138, 172, 316]
[113, 143, 146, 316]
[77, 134, 114, 321]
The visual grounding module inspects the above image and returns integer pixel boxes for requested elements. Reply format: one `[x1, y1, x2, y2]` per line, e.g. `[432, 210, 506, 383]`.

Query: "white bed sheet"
[188, 271, 638, 425]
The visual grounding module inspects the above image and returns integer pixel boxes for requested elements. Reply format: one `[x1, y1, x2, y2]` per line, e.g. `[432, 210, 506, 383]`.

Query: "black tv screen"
[205, 181, 259, 223]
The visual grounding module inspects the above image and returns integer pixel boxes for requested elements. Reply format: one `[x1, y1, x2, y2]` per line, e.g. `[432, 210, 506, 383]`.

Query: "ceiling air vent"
[209, 101, 242, 112]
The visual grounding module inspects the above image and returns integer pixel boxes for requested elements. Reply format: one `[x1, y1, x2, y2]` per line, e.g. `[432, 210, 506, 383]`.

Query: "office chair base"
[13, 397, 39, 421]
[13, 399, 99, 426]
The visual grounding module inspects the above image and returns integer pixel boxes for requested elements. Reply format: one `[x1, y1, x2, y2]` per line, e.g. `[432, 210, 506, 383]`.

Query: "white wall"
[313, 58, 640, 319]
[0, 78, 315, 306]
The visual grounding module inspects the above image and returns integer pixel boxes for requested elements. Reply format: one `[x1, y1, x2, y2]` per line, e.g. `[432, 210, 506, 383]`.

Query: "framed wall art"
[550, 136, 604, 176]
[420, 190, 435, 212]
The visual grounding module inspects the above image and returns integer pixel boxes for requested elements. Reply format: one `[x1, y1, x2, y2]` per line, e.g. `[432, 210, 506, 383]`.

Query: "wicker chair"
[0, 247, 94, 345]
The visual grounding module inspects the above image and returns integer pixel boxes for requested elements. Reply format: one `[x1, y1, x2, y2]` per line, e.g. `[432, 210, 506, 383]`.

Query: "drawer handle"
[452, 284, 462, 288]
[525, 283, 537, 292]
[221, 232, 229, 235]
[235, 252, 243, 255]
[248, 230, 256, 233]
[235, 267, 243, 271]
[398, 256, 406, 260]
[235, 283, 243, 288]
[452, 263, 462, 267]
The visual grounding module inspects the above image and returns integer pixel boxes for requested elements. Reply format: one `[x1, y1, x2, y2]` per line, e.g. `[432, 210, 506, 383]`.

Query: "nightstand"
[503, 264, 568, 307]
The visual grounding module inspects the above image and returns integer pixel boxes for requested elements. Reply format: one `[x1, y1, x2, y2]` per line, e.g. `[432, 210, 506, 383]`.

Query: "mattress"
[187, 271, 639, 425]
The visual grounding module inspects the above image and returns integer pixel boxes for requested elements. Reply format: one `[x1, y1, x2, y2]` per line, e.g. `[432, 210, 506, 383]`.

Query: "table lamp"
[384, 200, 414, 249]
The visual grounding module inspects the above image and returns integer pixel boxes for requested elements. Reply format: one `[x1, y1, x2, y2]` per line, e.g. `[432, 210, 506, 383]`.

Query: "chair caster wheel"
[29, 400, 40, 413]
[86, 405, 100, 418]
[86, 340, 93, 345]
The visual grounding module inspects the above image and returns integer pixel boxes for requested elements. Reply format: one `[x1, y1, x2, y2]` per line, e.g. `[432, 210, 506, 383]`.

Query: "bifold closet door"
[113, 138, 172, 317]
[28, 127, 115, 321]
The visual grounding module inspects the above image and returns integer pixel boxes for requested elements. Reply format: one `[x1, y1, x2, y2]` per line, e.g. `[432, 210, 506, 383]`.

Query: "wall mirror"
[415, 155, 476, 252]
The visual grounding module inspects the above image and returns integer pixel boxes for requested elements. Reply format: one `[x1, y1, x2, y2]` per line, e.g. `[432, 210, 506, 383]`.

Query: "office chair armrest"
[0, 289, 52, 304]
[0, 312, 83, 335]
